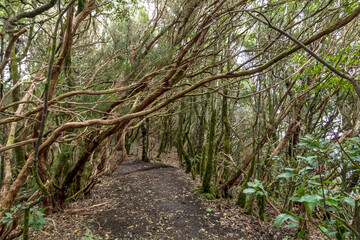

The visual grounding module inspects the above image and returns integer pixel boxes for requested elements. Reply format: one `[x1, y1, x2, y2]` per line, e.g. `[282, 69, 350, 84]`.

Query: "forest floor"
[33, 156, 310, 240]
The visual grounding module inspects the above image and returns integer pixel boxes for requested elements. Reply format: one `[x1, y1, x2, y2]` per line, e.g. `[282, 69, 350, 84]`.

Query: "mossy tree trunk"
[0, 47, 28, 199]
[202, 105, 217, 193]
[10, 48, 25, 171]
[141, 118, 150, 162]
[156, 113, 171, 159]
[222, 88, 231, 155]
[197, 92, 209, 154]
[200, 145, 207, 177]
[220, 87, 231, 183]
[124, 128, 140, 154]
[176, 101, 185, 165]
[196, 92, 210, 177]
[236, 155, 255, 207]
[176, 101, 192, 173]
[22, 207, 30, 240]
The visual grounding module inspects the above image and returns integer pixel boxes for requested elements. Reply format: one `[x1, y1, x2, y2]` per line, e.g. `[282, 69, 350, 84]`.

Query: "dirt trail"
[35, 157, 296, 239]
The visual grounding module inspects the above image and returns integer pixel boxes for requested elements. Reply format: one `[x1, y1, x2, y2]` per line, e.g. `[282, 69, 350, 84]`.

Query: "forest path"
[35, 157, 295, 239]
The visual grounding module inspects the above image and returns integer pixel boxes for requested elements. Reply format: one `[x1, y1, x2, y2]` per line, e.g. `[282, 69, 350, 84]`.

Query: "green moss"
[178, 140, 191, 173]
[245, 194, 254, 215]
[52, 144, 72, 185]
[257, 195, 265, 221]
[236, 186, 247, 208]
[202, 109, 217, 193]
[191, 184, 202, 193]
[191, 166, 196, 180]
[23, 207, 30, 240]
[14, 140, 25, 171]
[199, 145, 207, 177]
[203, 193, 216, 200]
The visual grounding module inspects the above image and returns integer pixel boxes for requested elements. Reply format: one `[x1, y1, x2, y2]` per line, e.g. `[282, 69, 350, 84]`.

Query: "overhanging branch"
[246, 7, 360, 99]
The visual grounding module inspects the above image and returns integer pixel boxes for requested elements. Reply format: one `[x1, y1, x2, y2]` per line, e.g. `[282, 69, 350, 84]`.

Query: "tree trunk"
[141, 118, 149, 162]
[202, 107, 216, 193]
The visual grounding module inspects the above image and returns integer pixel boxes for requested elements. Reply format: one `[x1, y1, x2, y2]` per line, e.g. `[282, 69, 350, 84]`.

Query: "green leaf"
[6, 220, 12, 228]
[276, 172, 296, 179]
[274, 214, 295, 228]
[347, 148, 360, 154]
[327, 206, 337, 212]
[308, 180, 321, 186]
[243, 188, 256, 194]
[297, 229, 306, 239]
[298, 166, 314, 174]
[325, 197, 338, 206]
[284, 222, 299, 228]
[205, 208, 212, 213]
[284, 168, 295, 171]
[289, 196, 300, 201]
[247, 181, 255, 187]
[323, 180, 335, 185]
[350, 137, 360, 143]
[306, 201, 317, 212]
[40, 207, 48, 213]
[342, 197, 355, 207]
[327, 230, 338, 236]
[298, 194, 322, 203]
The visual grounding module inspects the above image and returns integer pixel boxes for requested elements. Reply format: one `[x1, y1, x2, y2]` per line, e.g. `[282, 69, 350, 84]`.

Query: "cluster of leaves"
[275, 135, 359, 238]
[243, 179, 268, 197]
[0, 205, 48, 231]
[243, 134, 359, 238]
[103, 0, 139, 20]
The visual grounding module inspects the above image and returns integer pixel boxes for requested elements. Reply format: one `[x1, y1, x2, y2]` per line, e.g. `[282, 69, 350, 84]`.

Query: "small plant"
[0, 212, 14, 228]
[81, 230, 95, 240]
[243, 179, 268, 197]
[80, 229, 103, 240]
[273, 134, 360, 239]
[0, 204, 48, 240]
[28, 206, 48, 231]
[0, 204, 21, 228]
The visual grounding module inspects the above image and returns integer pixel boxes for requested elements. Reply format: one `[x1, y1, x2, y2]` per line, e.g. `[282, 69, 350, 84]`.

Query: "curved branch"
[247, 8, 360, 99]
[0, 28, 27, 74]
[6, 0, 57, 26]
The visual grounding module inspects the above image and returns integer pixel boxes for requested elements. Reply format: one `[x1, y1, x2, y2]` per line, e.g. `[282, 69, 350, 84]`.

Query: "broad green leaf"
[327, 206, 337, 212]
[274, 214, 295, 228]
[243, 188, 256, 194]
[297, 229, 306, 239]
[346, 148, 360, 154]
[342, 197, 355, 207]
[284, 168, 295, 171]
[325, 197, 338, 206]
[305, 201, 317, 212]
[284, 222, 299, 228]
[350, 137, 360, 143]
[289, 196, 300, 201]
[6, 220, 12, 228]
[327, 230, 338, 236]
[298, 194, 322, 203]
[323, 180, 335, 185]
[298, 166, 314, 174]
[276, 172, 296, 179]
[308, 180, 321, 186]
[247, 182, 255, 187]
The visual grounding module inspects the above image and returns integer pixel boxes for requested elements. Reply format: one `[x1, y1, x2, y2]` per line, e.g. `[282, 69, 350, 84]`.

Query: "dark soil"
[34, 157, 299, 240]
